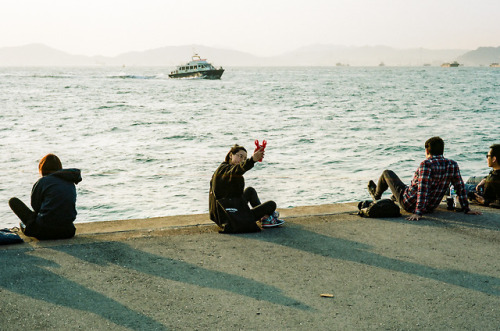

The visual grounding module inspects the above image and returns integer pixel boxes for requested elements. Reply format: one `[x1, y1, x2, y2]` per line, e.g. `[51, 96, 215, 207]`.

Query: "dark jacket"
[483, 169, 500, 206]
[30, 168, 82, 238]
[209, 158, 259, 233]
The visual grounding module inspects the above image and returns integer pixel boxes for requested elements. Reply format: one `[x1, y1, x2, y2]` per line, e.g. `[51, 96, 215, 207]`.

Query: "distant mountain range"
[457, 46, 500, 66]
[1, 43, 499, 67]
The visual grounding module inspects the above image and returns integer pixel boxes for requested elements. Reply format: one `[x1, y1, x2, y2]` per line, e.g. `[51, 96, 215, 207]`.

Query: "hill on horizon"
[457, 46, 500, 66]
[0, 43, 491, 67]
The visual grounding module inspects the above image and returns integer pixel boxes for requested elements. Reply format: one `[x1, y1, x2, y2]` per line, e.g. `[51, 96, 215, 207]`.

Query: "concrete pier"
[1, 203, 499, 330]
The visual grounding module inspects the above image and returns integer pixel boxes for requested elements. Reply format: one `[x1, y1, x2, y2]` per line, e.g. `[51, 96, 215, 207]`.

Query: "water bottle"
[454, 189, 460, 209]
[447, 185, 455, 210]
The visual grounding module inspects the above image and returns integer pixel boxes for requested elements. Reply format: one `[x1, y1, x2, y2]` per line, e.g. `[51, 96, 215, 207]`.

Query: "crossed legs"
[243, 187, 277, 220]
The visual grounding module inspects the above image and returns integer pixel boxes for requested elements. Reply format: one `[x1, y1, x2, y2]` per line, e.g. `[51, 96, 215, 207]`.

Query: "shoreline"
[3, 201, 499, 245]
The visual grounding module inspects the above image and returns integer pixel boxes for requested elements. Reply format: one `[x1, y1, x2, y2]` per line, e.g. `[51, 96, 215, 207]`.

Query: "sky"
[1, 0, 499, 57]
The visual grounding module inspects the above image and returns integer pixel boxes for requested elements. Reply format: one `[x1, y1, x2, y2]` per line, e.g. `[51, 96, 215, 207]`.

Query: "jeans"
[374, 170, 407, 206]
[243, 187, 277, 220]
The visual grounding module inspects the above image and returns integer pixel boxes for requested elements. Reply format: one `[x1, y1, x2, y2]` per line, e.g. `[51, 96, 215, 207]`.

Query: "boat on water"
[441, 61, 460, 67]
[490, 63, 500, 68]
[169, 54, 224, 79]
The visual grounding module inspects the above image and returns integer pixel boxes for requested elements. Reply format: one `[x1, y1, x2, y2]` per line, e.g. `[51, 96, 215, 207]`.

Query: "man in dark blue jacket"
[9, 154, 82, 240]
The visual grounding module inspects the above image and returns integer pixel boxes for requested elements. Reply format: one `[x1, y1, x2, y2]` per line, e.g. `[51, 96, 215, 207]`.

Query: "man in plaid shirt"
[368, 137, 481, 221]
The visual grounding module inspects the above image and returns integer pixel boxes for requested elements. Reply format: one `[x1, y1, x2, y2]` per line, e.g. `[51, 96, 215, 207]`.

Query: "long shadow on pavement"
[52, 241, 309, 310]
[0, 248, 168, 331]
[247, 223, 500, 297]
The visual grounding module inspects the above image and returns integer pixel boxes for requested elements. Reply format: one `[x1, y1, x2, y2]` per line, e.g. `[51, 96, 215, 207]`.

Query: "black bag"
[216, 197, 260, 234]
[357, 199, 401, 218]
[0, 228, 23, 245]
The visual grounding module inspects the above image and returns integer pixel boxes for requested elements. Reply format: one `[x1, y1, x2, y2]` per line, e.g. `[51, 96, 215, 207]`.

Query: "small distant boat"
[441, 61, 460, 67]
[169, 54, 224, 79]
[378, 62, 385, 67]
[490, 63, 500, 68]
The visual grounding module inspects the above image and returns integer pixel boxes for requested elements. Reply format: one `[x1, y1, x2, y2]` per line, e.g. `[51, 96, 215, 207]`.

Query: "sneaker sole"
[262, 220, 285, 228]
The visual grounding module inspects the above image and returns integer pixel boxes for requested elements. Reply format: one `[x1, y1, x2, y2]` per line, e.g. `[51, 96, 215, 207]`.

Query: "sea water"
[0, 66, 498, 228]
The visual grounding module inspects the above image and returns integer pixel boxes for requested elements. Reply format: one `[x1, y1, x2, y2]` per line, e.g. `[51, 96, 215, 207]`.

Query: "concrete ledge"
[3, 201, 498, 246]
[75, 202, 360, 235]
[8, 203, 359, 245]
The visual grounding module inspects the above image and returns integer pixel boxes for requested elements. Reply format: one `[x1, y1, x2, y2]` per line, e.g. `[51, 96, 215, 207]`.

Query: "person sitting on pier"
[9, 154, 82, 240]
[367, 136, 481, 221]
[473, 144, 500, 208]
[209, 144, 283, 233]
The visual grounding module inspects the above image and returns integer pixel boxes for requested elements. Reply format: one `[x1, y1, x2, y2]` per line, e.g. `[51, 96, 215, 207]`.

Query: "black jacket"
[31, 168, 82, 231]
[483, 169, 500, 205]
[209, 158, 259, 232]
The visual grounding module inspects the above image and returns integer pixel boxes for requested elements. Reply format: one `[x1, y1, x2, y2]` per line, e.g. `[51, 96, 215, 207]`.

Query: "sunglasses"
[486, 154, 492, 158]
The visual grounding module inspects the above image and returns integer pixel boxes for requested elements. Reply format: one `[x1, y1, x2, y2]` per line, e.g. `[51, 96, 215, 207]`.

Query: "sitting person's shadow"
[52, 240, 309, 310]
[243, 223, 500, 297]
[1, 248, 168, 330]
[1, 241, 310, 330]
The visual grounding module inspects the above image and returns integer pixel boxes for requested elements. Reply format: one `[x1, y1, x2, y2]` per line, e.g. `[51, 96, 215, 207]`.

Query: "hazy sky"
[1, 0, 499, 56]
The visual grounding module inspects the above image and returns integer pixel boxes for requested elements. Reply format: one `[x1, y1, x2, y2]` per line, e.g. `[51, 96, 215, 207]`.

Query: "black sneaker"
[367, 180, 379, 201]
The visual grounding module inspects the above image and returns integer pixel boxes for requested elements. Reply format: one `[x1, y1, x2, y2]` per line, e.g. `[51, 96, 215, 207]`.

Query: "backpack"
[0, 228, 23, 245]
[357, 199, 401, 218]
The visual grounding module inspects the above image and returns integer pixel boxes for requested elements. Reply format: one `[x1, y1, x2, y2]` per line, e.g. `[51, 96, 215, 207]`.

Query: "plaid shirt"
[401, 155, 469, 215]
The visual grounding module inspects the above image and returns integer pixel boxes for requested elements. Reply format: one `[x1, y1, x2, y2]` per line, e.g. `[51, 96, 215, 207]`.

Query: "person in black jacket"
[209, 144, 283, 233]
[9, 154, 82, 240]
[474, 144, 500, 208]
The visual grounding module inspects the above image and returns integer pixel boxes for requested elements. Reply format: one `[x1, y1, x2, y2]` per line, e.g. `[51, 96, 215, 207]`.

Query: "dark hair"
[425, 136, 444, 156]
[39, 154, 62, 176]
[224, 145, 247, 163]
[490, 144, 500, 160]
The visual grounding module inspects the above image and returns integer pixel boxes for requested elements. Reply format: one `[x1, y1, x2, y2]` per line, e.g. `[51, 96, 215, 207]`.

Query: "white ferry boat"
[169, 54, 224, 79]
